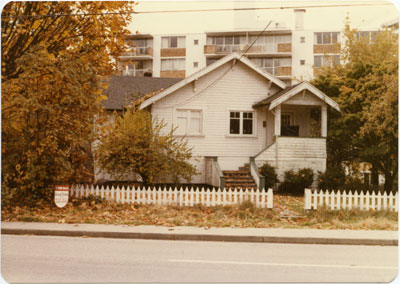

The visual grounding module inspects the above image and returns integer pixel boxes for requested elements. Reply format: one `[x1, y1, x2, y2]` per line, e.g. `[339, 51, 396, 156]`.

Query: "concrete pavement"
[1, 221, 398, 246]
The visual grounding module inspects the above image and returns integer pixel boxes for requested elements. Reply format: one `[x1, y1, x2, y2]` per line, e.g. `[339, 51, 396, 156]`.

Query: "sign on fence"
[54, 185, 69, 208]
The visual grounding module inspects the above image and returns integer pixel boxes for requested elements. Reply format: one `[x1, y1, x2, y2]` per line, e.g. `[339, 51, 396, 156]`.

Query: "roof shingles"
[101, 76, 181, 110]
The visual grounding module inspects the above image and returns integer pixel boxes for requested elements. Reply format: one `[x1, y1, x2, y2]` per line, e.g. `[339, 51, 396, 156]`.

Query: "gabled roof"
[253, 81, 340, 112]
[102, 76, 181, 110]
[139, 52, 287, 109]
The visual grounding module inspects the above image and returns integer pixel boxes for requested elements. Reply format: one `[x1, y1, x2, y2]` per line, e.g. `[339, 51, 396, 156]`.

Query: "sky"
[128, 0, 399, 35]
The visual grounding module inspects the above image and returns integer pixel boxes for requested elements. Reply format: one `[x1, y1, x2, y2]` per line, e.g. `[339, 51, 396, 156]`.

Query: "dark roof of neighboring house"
[252, 83, 301, 108]
[101, 76, 182, 110]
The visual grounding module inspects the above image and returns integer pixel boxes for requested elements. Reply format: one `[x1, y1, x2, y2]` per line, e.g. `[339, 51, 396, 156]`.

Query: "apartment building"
[117, 9, 382, 84]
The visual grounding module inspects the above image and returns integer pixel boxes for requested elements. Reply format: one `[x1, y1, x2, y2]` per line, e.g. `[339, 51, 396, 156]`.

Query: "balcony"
[120, 47, 153, 59]
[262, 66, 292, 78]
[204, 43, 292, 56]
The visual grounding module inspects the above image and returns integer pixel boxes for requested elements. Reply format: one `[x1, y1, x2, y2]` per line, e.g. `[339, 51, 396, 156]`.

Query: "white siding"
[255, 137, 326, 187]
[152, 61, 276, 183]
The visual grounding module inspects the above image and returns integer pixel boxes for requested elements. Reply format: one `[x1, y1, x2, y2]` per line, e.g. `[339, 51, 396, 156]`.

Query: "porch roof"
[252, 81, 341, 112]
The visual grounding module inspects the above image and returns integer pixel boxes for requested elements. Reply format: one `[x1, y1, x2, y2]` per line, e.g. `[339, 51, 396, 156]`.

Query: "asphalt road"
[1, 235, 398, 283]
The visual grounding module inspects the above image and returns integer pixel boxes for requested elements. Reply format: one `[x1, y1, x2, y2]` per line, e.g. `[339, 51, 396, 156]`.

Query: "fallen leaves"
[1, 194, 398, 231]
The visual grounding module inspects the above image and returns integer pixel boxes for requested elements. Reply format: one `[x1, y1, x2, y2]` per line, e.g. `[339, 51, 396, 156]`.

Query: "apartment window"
[194, 39, 199, 45]
[355, 31, 377, 43]
[314, 32, 340, 44]
[193, 62, 198, 68]
[229, 111, 254, 135]
[161, 58, 185, 71]
[314, 55, 340, 67]
[300, 36, 305, 43]
[300, 59, 305, 65]
[176, 109, 202, 135]
[161, 36, 186, 48]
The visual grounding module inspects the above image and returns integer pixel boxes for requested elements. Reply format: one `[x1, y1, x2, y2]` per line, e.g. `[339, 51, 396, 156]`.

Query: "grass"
[1, 194, 397, 230]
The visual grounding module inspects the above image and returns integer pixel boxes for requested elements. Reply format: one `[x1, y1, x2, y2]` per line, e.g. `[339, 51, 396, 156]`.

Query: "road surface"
[1, 235, 398, 283]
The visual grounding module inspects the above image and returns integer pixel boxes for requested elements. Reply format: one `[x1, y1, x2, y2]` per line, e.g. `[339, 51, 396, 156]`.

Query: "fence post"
[267, 188, 273, 209]
[261, 189, 265, 208]
[304, 189, 311, 210]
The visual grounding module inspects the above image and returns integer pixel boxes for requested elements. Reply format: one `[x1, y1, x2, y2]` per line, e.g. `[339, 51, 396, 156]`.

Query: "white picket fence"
[70, 185, 273, 208]
[304, 189, 399, 212]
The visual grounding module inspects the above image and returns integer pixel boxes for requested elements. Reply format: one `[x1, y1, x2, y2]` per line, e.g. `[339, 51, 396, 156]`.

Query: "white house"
[139, 52, 340, 189]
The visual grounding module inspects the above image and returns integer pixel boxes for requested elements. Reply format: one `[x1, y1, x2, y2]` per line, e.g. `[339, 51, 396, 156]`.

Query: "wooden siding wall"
[313, 44, 340, 54]
[152, 61, 281, 183]
[255, 137, 326, 186]
[160, 48, 186, 57]
[160, 70, 186, 78]
[277, 43, 291, 53]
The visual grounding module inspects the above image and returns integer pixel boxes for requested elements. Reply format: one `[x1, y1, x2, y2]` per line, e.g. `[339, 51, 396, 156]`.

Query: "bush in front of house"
[317, 167, 346, 190]
[280, 168, 314, 195]
[258, 162, 278, 189]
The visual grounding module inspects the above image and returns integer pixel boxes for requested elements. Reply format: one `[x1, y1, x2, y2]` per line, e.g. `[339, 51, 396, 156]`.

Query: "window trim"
[174, 108, 204, 137]
[226, 110, 257, 137]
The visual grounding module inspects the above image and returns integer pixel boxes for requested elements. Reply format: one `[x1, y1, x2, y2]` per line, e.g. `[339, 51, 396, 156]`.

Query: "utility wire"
[2, 2, 393, 19]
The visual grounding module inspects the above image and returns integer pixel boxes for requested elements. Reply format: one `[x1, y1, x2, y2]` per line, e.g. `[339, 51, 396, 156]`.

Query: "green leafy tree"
[312, 22, 398, 191]
[1, 2, 135, 204]
[94, 109, 198, 185]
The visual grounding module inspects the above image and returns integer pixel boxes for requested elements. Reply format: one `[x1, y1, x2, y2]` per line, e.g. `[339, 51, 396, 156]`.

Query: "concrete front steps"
[222, 163, 258, 189]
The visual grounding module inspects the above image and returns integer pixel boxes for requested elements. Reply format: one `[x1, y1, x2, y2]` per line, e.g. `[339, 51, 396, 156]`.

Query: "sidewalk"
[1, 222, 398, 246]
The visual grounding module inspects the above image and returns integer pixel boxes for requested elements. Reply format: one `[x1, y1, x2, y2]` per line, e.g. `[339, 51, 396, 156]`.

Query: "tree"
[312, 22, 398, 191]
[94, 109, 198, 185]
[1, 2, 135, 203]
[2, 2, 134, 79]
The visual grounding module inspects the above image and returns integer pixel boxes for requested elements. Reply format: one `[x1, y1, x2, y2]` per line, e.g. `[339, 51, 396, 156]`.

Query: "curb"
[2, 228, 397, 246]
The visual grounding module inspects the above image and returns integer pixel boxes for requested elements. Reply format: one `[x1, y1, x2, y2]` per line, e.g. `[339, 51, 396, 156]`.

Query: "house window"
[161, 36, 186, 48]
[281, 113, 293, 126]
[314, 55, 340, 67]
[229, 111, 254, 135]
[161, 58, 185, 71]
[193, 62, 198, 68]
[300, 59, 305, 65]
[300, 36, 305, 43]
[314, 32, 340, 44]
[176, 109, 202, 135]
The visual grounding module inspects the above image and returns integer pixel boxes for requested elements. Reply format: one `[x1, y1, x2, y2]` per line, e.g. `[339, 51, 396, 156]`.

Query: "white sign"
[54, 185, 69, 208]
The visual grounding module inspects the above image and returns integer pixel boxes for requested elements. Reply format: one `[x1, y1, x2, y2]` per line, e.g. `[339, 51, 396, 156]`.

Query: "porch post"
[274, 105, 281, 136]
[321, 104, 327, 137]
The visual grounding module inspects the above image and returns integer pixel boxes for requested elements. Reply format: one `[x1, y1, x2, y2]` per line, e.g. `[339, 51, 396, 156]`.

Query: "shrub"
[318, 167, 346, 190]
[280, 168, 314, 195]
[259, 162, 278, 189]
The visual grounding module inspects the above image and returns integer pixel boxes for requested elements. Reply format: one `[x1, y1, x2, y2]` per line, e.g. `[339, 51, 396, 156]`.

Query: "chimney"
[294, 9, 306, 30]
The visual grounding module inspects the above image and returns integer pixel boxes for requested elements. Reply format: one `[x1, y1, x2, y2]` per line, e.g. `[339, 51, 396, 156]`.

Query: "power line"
[2, 2, 393, 19]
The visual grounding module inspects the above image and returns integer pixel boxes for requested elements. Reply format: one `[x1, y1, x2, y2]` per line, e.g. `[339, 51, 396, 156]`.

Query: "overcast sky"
[128, 0, 399, 35]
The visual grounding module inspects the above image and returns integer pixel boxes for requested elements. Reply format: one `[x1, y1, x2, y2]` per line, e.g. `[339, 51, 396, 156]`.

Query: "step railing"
[304, 189, 399, 212]
[71, 185, 273, 208]
[249, 157, 265, 190]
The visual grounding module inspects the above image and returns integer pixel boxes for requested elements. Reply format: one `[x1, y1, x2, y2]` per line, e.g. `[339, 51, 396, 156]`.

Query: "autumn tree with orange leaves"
[2, 2, 135, 204]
